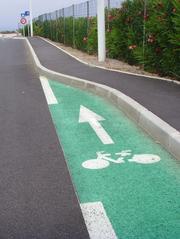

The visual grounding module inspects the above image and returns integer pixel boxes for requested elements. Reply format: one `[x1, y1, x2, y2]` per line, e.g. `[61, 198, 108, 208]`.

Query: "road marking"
[47, 80, 179, 238]
[82, 151, 161, 170]
[81, 202, 117, 239]
[128, 154, 161, 164]
[79, 105, 114, 145]
[40, 76, 58, 105]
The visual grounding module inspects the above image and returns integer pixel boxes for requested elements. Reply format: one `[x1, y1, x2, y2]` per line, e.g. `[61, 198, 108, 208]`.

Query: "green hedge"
[33, 0, 180, 79]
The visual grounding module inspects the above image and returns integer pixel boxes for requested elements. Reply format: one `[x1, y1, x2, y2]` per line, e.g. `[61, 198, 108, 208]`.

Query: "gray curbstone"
[139, 109, 177, 146]
[169, 133, 180, 159]
[26, 38, 180, 160]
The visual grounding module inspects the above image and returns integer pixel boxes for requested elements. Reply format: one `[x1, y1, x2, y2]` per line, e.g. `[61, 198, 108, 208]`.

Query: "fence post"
[55, 10, 59, 42]
[87, 1, 90, 53]
[23, 25, 25, 37]
[143, 0, 147, 69]
[87, 1, 90, 27]
[107, 0, 110, 30]
[97, 0, 106, 62]
[72, 4, 75, 48]
[49, 13, 53, 40]
[27, 21, 30, 37]
[63, 8, 65, 44]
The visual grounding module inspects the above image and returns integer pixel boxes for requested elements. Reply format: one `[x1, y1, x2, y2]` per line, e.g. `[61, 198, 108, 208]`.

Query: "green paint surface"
[49, 80, 180, 239]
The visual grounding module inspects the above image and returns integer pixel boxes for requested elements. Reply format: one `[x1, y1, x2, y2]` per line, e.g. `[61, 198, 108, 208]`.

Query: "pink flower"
[83, 37, 88, 42]
[108, 15, 114, 21]
[147, 35, 155, 44]
[144, 14, 149, 21]
[128, 44, 137, 50]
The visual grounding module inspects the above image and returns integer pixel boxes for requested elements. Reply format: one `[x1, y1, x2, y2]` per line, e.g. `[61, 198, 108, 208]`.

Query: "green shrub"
[74, 17, 88, 51]
[132, 0, 180, 77]
[33, 0, 180, 79]
[87, 17, 98, 54]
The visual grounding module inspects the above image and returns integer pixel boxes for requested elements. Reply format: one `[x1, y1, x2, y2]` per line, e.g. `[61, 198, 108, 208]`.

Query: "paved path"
[0, 38, 89, 239]
[45, 78, 180, 239]
[29, 37, 180, 132]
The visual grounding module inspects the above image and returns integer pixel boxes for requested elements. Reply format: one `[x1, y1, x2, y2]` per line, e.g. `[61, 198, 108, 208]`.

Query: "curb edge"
[26, 38, 180, 160]
[40, 37, 180, 86]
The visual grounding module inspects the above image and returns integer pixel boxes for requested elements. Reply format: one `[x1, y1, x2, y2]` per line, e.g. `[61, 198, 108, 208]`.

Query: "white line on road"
[81, 201, 117, 239]
[40, 76, 58, 105]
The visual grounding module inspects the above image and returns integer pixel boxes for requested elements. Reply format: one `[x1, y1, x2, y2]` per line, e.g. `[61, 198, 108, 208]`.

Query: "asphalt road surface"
[29, 37, 180, 132]
[0, 38, 89, 239]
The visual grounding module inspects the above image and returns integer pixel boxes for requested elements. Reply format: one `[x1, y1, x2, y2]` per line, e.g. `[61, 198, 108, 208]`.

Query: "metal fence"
[36, 0, 124, 21]
[33, 0, 125, 53]
[32, 0, 179, 78]
[33, 0, 145, 64]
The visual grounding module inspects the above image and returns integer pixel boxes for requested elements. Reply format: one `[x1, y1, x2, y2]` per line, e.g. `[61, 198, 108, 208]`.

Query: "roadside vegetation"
[30, 0, 180, 79]
[0, 31, 16, 34]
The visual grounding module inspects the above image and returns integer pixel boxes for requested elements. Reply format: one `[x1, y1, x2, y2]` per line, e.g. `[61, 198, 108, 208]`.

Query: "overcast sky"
[0, 0, 85, 31]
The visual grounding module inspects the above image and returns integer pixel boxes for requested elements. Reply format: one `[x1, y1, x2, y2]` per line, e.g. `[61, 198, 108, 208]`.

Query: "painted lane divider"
[40, 76, 58, 105]
[79, 105, 114, 145]
[80, 202, 117, 239]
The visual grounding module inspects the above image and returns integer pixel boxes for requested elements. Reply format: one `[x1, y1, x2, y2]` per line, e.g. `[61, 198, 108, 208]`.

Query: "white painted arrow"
[79, 105, 114, 145]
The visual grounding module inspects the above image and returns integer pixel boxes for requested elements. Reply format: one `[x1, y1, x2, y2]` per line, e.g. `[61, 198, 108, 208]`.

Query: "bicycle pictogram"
[82, 150, 161, 170]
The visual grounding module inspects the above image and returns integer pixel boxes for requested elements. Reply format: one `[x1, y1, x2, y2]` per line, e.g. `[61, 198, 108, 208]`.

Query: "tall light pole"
[97, 0, 106, 62]
[29, 0, 33, 37]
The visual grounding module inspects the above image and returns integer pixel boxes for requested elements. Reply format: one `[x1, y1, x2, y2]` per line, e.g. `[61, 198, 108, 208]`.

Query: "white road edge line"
[80, 201, 118, 239]
[40, 76, 58, 105]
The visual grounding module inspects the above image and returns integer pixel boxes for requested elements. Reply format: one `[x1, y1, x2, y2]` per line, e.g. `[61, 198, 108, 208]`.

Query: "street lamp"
[29, 0, 33, 37]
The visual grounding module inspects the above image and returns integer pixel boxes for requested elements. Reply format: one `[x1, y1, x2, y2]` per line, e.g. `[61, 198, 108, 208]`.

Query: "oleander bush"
[32, 0, 180, 79]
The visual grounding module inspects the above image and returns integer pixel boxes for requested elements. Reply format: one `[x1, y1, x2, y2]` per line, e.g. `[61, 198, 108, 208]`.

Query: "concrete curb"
[41, 37, 180, 86]
[26, 38, 180, 160]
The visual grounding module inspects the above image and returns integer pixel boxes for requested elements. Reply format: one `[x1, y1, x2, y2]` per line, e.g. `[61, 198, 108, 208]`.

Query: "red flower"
[144, 14, 149, 21]
[147, 35, 155, 44]
[83, 37, 88, 43]
[108, 15, 114, 21]
[128, 44, 137, 50]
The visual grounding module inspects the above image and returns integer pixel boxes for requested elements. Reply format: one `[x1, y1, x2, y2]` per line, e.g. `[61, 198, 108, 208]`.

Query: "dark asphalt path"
[29, 37, 180, 132]
[0, 38, 89, 239]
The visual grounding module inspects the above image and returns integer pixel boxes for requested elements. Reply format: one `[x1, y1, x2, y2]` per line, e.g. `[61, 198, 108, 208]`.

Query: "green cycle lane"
[46, 78, 180, 239]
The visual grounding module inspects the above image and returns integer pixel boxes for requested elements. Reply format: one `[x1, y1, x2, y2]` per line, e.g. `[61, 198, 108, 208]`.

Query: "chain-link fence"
[32, 0, 179, 79]
[34, 0, 124, 53]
